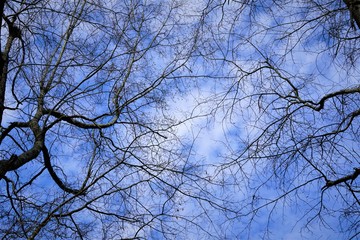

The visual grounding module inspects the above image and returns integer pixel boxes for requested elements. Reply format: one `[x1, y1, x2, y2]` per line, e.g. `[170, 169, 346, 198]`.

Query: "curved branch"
[43, 109, 118, 130]
[322, 167, 360, 190]
[302, 85, 360, 111]
[42, 144, 82, 195]
[0, 121, 29, 144]
[0, 130, 43, 180]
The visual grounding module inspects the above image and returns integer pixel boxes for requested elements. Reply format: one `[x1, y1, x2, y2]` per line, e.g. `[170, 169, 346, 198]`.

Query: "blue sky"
[1, 0, 359, 239]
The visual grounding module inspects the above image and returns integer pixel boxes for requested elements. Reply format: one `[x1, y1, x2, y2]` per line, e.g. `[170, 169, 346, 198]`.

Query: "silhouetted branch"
[42, 145, 82, 195]
[323, 168, 360, 190]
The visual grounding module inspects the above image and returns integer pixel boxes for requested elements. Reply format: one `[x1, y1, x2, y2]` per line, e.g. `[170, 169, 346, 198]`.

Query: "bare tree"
[2, 0, 359, 239]
[0, 0, 233, 239]
[194, 0, 360, 238]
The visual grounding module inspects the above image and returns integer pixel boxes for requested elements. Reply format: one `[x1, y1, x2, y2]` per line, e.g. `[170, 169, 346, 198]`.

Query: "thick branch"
[43, 109, 119, 129]
[0, 139, 43, 179]
[0, 119, 44, 179]
[323, 168, 360, 190]
[0, 121, 29, 144]
[300, 85, 360, 111]
[344, 0, 360, 29]
[0, 13, 21, 126]
[316, 85, 360, 110]
[42, 145, 82, 195]
[0, 2, 5, 46]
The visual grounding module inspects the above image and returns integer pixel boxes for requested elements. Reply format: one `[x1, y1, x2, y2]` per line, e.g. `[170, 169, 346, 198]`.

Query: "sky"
[1, 0, 360, 239]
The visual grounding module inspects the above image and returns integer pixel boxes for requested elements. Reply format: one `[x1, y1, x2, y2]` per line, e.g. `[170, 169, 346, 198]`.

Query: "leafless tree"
[2, 0, 360, 239]
[0, 0, 234, 239]
[194, 0, 360, 238]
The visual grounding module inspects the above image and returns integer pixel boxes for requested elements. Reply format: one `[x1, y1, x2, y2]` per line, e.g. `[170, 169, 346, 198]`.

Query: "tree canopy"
[0, 0, 359, 239]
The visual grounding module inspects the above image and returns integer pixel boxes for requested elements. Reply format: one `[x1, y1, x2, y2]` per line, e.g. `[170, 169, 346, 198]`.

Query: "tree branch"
[322, 168, 360, 190]
[42, 145, 82, 195]
[344, 0, 360, 29]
